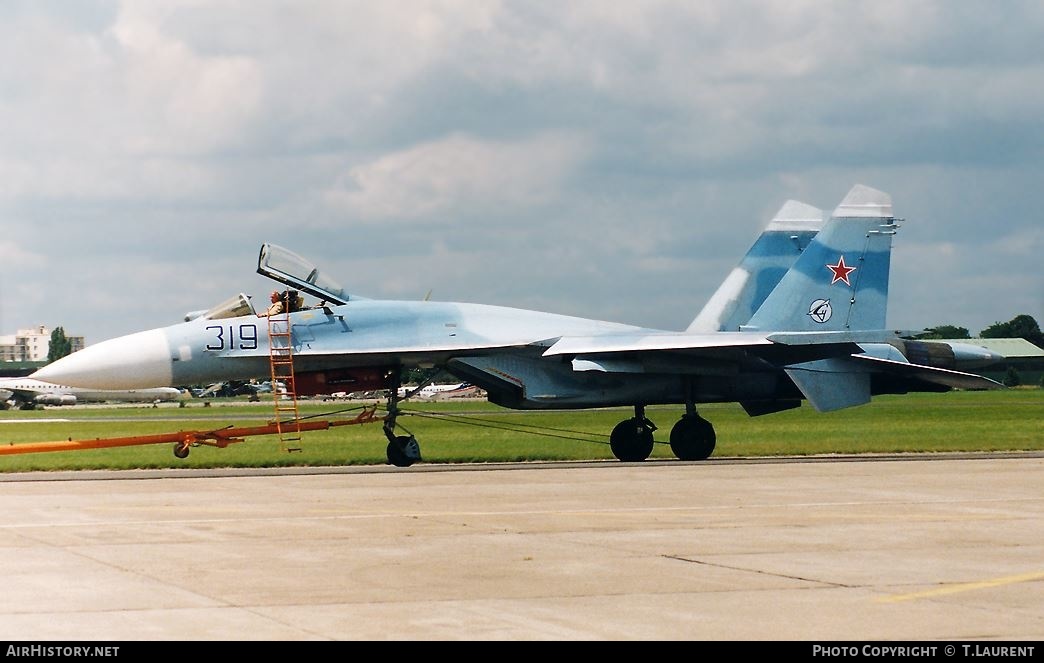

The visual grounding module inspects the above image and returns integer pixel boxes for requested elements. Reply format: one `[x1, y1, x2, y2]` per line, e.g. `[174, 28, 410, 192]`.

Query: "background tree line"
[915, 314, 1043, 387]
[916, 313, 1043, 348]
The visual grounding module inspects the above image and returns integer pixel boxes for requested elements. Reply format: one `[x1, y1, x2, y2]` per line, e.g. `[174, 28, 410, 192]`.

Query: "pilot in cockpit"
[259, 289, 307, 317]
[259, 290, 283, 317]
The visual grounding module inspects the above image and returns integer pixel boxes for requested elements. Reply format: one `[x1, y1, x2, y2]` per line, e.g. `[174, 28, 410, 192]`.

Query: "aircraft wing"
[193, 327, 906, 373]
[0, 384, 76, 407]
[541, 329, 910, 357]
[0, 385, 42, 403]
[540, 329, 1001, 385]
[253, 328, 919, 383]
[542, 331, 773, 356]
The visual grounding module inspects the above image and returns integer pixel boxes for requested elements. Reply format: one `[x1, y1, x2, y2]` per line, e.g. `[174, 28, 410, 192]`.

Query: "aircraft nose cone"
[32, 329, 173, 389]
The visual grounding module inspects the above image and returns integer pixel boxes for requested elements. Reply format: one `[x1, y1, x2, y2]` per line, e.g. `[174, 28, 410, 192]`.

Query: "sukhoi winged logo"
[808, 298, 832, 323]
[826, 255, 856, 286]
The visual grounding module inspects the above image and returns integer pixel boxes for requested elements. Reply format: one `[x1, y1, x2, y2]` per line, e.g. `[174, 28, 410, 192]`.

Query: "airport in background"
[933, 337, 1043, 385]
[0, 376, 183, 409]
[0, 325, 84, 367]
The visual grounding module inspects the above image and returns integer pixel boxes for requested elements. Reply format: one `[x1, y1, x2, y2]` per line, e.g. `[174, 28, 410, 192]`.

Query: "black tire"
[669, 414, 716, 460]
[386, 436, 419, 467]
[173, 442, 190, 459]
[610, 418, 655, 462]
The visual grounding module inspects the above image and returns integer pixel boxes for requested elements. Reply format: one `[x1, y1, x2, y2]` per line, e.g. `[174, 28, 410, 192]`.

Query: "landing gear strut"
[383, 375, 421, 467]
[609, 405, 656, 462]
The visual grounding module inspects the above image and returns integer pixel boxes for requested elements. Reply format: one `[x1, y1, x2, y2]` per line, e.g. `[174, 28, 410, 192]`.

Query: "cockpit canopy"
[183, 244, 354, 322]
[257, 243, 351, 305]
[185, 293, 256, 322]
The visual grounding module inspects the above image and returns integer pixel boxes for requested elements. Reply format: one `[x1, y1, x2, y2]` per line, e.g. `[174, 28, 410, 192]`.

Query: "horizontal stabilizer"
[851, 355, 1005, 390]
[784, 358, 871, 412]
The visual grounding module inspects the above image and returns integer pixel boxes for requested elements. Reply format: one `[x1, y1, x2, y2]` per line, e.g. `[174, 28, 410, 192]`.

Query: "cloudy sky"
[2, 0, 1042, 345]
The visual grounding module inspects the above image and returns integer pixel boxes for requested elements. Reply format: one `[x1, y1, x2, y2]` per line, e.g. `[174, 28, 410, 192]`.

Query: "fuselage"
[32, 300, 655, 391]
[31, 298, 1003, 411]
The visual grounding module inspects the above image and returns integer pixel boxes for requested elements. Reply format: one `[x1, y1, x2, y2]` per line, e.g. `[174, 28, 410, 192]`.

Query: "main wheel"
[173, 442, 190, 459]
[386, 435, 421, 467]
[669, 414, 716, 460]
[609, 418, 655, 462]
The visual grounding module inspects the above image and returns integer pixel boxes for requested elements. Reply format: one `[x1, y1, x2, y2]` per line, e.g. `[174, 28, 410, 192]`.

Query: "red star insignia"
[826, 255, 857, 286]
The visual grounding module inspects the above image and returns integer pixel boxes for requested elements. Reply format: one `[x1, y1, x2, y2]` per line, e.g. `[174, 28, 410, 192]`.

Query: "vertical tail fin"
[745, 185, 899, 332]
[688, 200, 824, 332]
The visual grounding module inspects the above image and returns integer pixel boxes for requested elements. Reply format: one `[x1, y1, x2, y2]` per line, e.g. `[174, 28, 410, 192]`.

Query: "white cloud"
[0, 2, 262, 203]
[110, 7, 264, 156]
[322, 132, 588, 221]
[0, 241, 46, 269]
[1, 1, 1042, 342]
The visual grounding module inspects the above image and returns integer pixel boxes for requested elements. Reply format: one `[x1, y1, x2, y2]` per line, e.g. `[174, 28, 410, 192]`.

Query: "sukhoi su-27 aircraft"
[34, 185, 1003, 466]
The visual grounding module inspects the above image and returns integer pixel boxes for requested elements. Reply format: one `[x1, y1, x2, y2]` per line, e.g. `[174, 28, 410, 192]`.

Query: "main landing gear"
[609, 405, 656, 462]
[669, 410, 716, 461]
[609, 403, 716, 462]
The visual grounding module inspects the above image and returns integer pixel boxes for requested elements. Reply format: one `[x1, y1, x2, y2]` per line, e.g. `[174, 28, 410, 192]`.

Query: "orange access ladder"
[266, 308, 302, 452]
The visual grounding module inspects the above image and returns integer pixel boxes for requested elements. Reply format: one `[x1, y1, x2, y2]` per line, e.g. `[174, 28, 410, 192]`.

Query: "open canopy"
[257, 243, 351, 305]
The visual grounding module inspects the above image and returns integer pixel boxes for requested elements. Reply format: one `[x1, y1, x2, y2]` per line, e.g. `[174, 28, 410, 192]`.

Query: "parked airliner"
[0, 377, 184, 409]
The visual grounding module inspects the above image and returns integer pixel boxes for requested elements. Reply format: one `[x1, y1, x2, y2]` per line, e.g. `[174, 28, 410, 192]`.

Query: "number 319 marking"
[205, 324, 259, 351]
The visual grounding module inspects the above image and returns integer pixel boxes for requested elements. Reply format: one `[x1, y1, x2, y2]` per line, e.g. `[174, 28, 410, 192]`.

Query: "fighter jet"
[33, 185, 1002, 466]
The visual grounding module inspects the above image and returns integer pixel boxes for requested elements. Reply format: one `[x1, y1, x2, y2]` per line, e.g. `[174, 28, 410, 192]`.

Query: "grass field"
[1, 389, 1041, 472]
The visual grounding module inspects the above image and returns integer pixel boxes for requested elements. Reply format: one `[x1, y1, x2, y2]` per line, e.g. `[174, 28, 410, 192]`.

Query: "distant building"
[937, 337, 1044, 385]
[0, 325, 85, 362]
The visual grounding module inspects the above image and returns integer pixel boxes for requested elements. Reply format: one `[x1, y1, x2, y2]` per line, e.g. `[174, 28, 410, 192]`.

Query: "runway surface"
[1, 455, 1042, 641]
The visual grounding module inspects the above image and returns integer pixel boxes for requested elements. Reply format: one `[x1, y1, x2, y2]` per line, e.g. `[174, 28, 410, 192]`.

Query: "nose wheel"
[383, 375, 421, 467]
[386, 434, 421, 467]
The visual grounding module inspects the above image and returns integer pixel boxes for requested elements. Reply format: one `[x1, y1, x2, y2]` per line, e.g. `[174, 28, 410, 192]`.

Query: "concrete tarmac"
[0, 455, 1042, 641]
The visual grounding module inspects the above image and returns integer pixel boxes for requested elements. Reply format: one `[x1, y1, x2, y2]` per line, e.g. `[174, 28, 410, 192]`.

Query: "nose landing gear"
[383, 376, 421, 467]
